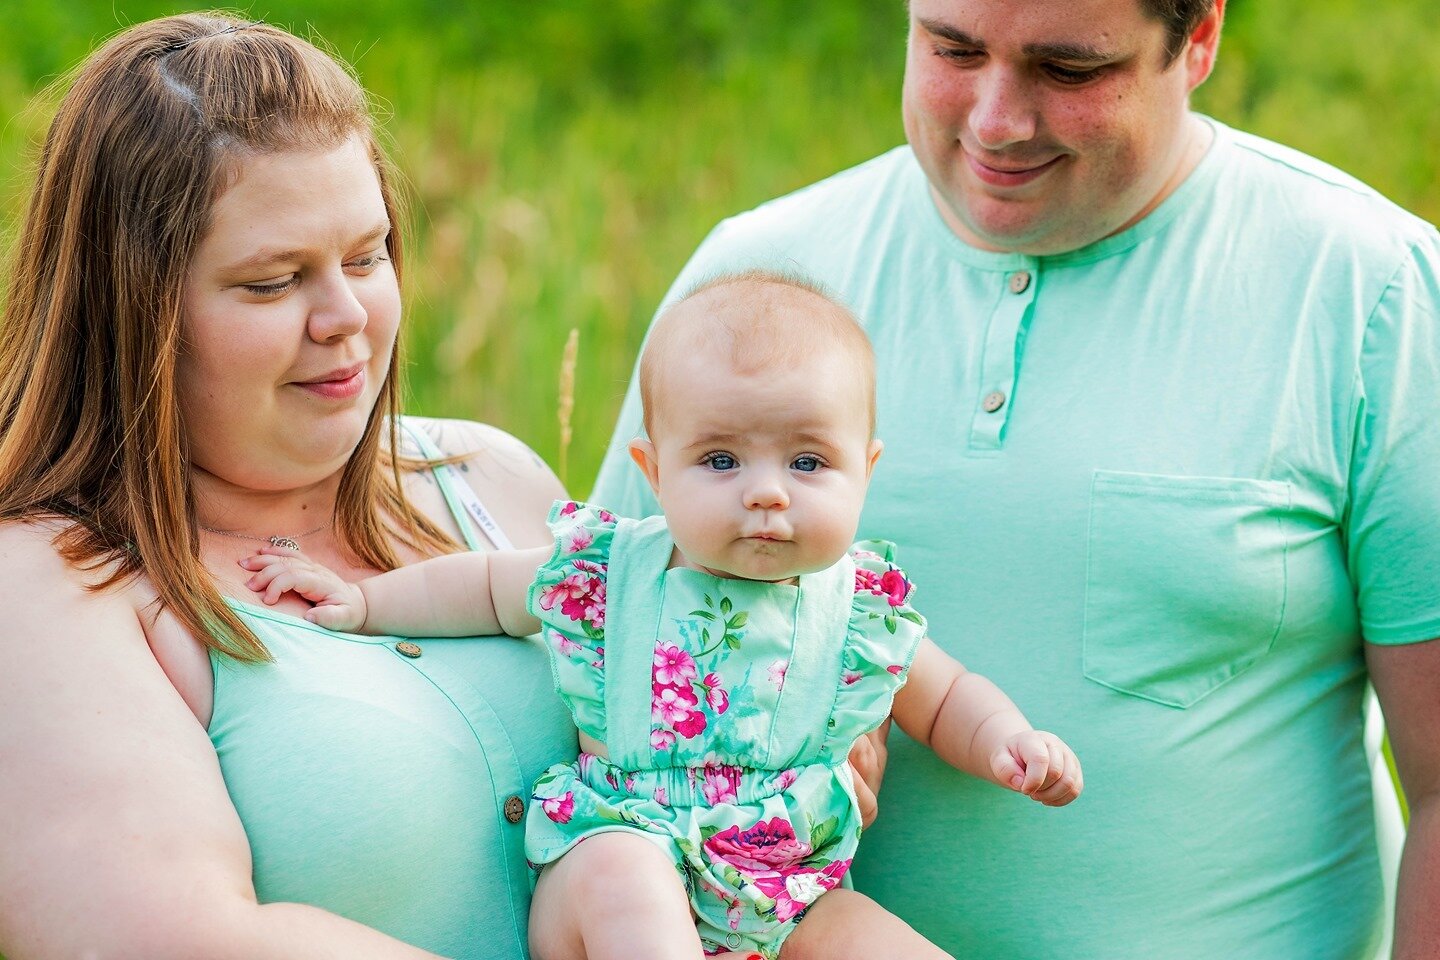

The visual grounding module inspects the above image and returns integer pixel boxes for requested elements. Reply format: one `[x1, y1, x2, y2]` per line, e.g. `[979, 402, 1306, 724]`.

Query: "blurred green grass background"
[1, 1, 1436, 494]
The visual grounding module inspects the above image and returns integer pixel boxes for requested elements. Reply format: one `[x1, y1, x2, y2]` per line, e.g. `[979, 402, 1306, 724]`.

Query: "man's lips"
[965, 151, 1064, 188]
[293, 362, 366, 400]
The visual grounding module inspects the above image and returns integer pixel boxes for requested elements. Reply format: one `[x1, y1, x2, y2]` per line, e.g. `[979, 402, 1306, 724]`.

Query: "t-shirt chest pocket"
[1082, 470, 1292, 708]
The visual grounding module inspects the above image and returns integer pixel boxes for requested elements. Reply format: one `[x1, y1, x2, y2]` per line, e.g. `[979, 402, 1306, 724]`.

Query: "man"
[592, 1, 1440, 957]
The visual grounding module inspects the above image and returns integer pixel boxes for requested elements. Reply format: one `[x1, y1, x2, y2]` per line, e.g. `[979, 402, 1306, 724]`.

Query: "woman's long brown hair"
[0, 14, 462, 661]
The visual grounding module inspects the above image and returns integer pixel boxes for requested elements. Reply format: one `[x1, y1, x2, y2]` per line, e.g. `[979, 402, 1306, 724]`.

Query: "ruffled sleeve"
[526, 499, 619, 742]
[821, 539, 927, 761]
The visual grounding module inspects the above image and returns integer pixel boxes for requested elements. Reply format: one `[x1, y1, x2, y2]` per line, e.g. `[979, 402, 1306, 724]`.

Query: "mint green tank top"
[207, 425, 576, 959]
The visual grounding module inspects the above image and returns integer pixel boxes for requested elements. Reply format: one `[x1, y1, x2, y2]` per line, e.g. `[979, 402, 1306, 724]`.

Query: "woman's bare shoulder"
[405, 417, 567, 548]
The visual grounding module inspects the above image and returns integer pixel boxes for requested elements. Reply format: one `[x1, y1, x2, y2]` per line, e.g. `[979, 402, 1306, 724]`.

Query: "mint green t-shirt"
[208, 426, 576, 960]
[591, 119, 1440, 959]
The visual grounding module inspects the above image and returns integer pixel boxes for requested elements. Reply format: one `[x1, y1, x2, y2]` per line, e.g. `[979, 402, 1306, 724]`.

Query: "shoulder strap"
[398, 419, 516, 553]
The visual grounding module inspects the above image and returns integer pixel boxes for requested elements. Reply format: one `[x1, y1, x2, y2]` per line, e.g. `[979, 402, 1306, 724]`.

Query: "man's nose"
[968, 69, 1038, 152]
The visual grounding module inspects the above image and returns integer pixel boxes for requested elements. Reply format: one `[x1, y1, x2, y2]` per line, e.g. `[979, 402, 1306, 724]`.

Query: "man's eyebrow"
[221, 221, 391, 274]
[917, 18, 1114, 64]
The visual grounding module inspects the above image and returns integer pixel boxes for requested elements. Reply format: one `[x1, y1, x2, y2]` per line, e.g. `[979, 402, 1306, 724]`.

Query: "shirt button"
[982, 390, 1007, 413]
[395, 641, 423, 658]
[503, 795, 525, 824]
[1008, 270, 1032, 294]
[725, 933, 743, 949]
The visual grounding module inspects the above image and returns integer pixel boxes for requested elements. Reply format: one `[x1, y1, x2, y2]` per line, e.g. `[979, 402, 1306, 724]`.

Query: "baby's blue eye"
[791, 456, 821, 473]
[705, 453, 738, 471]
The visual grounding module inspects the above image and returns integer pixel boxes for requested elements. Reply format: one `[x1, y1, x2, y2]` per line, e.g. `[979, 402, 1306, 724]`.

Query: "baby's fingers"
[1033, 742, 1084, 806]
[990, 749, 1026, 792]
[305, 602, 362, 632]
[1017, 736, 1051, 795]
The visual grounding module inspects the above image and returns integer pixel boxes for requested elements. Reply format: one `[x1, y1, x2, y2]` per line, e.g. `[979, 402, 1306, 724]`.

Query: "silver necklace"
[199, 519, 331, 552]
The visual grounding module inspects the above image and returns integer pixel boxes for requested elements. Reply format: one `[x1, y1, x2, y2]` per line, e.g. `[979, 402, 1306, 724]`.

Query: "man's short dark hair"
[1141, 0, 1217, 63]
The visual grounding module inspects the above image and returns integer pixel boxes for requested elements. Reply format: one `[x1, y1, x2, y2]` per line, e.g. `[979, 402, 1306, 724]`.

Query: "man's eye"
[791, 456, 822, 473]
[935, 45, 982, 65]
[1045, 63, 1103, 85]
[704, 453, 738, 471]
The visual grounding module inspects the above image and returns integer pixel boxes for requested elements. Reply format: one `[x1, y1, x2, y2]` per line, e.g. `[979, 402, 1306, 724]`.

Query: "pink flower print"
[540, 791, 575, 824]
[653, 643, 699, 687]
[752, 859, 850, 922]
[549, 629, 582, 658]
[590, 645, 605, 669]
[652, 683, 699, 726]
[565, 527, 593, 553]
[576, 752, 596, 779]
[572, 559, 604, 574]
[768, 659, 788, 690]
[703, 817, 812, 874]
[854, 567, 882, 594]
[703, 673, 729, 714]
[598, 508, 617, 523]
[852, 549, 884, 562]
[651, 727, 676, 751]
[879, 569, 912, 606]
[700, 764, 744, 806]
[887, 664, 904, 675]
[773, 768, 798, 791]
[726, 900, 744, 931]
[654, 785, 669, 806]
[624, 775, 637, 793]
[842, 670, 862, 685]
[674, 708, 708, 739]
[539, 572, 606, 628]
[559, 501, 580, 516]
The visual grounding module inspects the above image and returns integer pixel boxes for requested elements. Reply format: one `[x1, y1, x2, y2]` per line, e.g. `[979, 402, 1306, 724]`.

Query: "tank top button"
[503, 795, 525, 824]
[395, 641, 423, 658]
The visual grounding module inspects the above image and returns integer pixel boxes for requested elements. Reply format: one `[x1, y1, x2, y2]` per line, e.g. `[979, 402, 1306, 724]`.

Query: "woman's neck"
[191, 466, 343, 540]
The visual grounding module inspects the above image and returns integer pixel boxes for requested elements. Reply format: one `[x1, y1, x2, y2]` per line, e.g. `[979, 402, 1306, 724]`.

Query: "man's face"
[903, 0, 1219, 255]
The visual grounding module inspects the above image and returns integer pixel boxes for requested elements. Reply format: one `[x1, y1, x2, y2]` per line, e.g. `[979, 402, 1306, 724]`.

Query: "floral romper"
[524, 501, 926, 958]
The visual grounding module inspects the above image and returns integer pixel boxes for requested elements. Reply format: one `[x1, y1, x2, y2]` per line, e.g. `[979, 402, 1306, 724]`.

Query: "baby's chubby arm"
[891, 639, 1082, 806]
[240, 545, 551, 637]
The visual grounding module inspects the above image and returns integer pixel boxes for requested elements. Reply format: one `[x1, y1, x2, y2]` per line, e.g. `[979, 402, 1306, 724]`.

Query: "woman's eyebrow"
[221, 221, 391, 274]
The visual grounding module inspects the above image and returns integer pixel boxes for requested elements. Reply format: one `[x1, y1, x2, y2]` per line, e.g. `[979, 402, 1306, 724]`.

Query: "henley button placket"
[968, 264, 1038, 453]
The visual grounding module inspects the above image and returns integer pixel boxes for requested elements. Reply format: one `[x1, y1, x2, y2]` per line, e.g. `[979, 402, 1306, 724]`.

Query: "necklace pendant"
[268, 535, 302, 551]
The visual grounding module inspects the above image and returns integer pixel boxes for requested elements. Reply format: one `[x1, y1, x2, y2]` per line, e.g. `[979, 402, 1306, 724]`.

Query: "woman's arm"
[0, 524, 447, 960]
[890, 638, 1082, 805]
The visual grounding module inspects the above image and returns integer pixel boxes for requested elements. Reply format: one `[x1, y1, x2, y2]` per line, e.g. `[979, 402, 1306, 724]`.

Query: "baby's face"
[633, 346, 881, 582]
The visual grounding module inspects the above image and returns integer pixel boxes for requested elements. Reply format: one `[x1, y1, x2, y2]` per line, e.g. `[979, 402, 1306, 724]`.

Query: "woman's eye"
[791, 456, 822, 473]
[704, 453, 738, 471]
[241, 276, 299, 296]
[347, 253, 390, 272]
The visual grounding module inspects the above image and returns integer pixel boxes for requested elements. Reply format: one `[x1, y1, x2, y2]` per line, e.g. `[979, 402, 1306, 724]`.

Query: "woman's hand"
[239, 547, 369, 632]
[847, 719, 891, 828]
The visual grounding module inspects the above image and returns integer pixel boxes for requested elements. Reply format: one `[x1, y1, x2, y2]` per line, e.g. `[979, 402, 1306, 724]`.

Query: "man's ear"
[1185, 0, 1225, 90]
[865, 439, 884, 479]
[629, 438, 663, 497]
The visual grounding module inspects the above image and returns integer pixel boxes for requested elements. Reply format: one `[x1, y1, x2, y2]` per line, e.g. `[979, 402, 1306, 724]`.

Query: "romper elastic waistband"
[574, 752, 843, 808]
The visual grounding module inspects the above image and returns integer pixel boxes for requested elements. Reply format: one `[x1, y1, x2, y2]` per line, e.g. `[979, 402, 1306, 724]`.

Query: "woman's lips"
[294, 365, 366, 400]
[965, 151, 1063, 188]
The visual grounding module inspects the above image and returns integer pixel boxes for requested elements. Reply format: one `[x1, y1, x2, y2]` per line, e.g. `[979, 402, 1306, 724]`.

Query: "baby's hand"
[990, 730, 1083, 807]
[239, 546, 368, 632]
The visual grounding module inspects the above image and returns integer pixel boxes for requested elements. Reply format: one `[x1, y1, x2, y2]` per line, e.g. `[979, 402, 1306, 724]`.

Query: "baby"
[244, 270, 1082, 960]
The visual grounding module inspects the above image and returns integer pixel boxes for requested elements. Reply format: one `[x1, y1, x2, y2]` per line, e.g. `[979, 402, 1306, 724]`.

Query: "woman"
[0, 14, 882, 960]
[0, 14, 572, 959]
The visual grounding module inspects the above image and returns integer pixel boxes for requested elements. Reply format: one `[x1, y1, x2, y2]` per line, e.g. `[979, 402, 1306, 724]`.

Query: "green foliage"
[0, 0, 1435, 493]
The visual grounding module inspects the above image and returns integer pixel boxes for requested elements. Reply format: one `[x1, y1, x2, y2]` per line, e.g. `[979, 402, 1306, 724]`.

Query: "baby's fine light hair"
[638, 269, 877, 438]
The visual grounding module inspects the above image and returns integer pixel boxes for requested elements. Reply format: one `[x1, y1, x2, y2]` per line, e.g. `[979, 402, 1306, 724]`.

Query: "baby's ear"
[628, 438, 663, 496]
[865, 439, 884, 478]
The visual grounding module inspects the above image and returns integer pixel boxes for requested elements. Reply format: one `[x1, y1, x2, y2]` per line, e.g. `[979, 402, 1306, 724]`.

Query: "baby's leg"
[780, 889, 954, 960]
[528, 832, 705, 960]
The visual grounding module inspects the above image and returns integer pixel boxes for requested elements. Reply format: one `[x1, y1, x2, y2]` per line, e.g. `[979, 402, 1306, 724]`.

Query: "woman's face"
[178, 135, 399, 493]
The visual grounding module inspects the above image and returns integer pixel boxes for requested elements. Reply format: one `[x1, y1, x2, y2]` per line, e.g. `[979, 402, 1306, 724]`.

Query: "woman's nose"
[968, 69, 1038, 152]
[307, 273, 368, 343]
